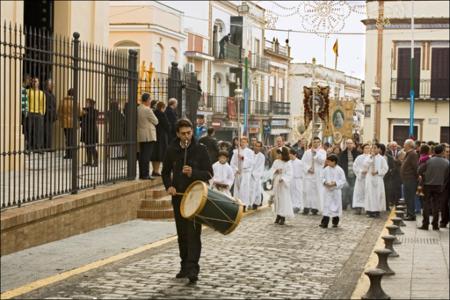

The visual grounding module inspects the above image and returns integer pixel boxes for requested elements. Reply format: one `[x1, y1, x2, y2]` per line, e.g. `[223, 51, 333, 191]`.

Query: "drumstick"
[175, 192, 185, 196]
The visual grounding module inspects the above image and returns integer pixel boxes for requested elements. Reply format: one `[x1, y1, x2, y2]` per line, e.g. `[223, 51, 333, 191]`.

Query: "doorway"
[393, 125, 418, 145]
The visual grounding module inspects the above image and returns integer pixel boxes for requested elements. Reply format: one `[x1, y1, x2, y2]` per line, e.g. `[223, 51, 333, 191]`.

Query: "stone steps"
[137, 185, 173, 220]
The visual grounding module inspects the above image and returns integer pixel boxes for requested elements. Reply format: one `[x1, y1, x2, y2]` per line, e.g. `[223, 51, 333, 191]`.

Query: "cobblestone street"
[20, 209, 386, 299]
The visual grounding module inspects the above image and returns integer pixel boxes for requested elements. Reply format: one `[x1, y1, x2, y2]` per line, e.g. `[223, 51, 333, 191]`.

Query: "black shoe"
[175, 270, 188, 278]
[152, 172, 161, 177]
[279, 217, 285, 225]
[417, 225, 428, 230]
[332, 224, 338, 228]
[140, 176, 153, 180]
[432, 227, 440, 231]
[319, 223, 328, 228]
[274, 215, 281, 224]
[311, 209, 318, 215]
[440, 223, 448, 228]
[83, 162, 92, 167]
[404, 216, 416, 221]
[187, 274, 198, 284]
[302, 208, 310, 215]
[293, 207, 300, 214]
[243, 206, 247, 213]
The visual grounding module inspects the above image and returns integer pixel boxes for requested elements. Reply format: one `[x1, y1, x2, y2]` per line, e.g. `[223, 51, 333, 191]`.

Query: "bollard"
[361, 268, 391, 299]
[382, 235, 399, 257]
[386, 225, 401, 245]
[391, 217, 405, 235]
[374, 249, 395, 275]
[394, 210, 406, 227]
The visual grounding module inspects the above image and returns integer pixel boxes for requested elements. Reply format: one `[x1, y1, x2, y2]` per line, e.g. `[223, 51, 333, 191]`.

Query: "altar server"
[231, 136, 254, 211]
[289, 147, 305, 213]
[211, 150, 235, 196]
[352, 143, 371, 215]
[319, 154, 347, 228]
[271, 147, 294, 225]
[250, 141, 266, 209]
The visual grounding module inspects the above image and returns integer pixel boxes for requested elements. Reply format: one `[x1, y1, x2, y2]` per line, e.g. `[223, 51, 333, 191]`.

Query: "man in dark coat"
[199, 127, 220, 164]
[218, 33, 230, 59]
[337, 138, 360, 210]
[80, 98, 99, 166]
[165, 98, 178, 144]
[43, 79, 57, 151]
[162, 118, 213, 284]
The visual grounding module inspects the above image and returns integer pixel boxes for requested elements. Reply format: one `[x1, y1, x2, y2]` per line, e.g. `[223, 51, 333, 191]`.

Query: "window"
[153, 44, 163, 73]
[278, 78, 284, 101]
[396, 48, 420, 99]
[431, 48, 449, 99]
[168, 47, 177, 67]
[269, 76, 274, 101]
[114, 41, 140, 70]
[441, 126, 450, 144]
[255, 38, 260, 55]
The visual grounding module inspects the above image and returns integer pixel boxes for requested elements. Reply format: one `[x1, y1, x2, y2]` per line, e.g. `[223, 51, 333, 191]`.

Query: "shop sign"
[271, 119, 287, 127]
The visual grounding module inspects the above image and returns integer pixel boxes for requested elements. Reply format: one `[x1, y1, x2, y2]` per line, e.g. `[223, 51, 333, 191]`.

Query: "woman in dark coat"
[80, 98, 99, 166]
[151, 101, 170, 176]
[107, 101, 125, 158]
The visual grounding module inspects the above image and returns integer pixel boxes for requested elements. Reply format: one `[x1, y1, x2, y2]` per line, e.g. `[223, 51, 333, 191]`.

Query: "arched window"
[113, 40, 140, 69]
[153, 43, 163, 73]
[168, 47, 177, 67]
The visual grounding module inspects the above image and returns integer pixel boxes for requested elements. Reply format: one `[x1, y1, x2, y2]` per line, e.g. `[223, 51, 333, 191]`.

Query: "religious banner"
[303, 85, 330, 129]
[328, 100, 355, 143]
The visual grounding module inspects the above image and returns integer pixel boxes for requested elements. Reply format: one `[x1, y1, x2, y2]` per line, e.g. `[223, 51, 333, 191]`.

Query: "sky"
[159, 1, 367, 79]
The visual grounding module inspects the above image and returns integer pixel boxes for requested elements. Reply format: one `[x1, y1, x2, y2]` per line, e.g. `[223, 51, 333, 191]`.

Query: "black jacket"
[162, 138, 213, 195]
[198, 135, 219, 163]
[338, 149, 360, 179]
[165, 106, 178, 143]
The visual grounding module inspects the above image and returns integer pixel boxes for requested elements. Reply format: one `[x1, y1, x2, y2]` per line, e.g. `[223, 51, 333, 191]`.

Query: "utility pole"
[409, 0, 415, 138]
[244, 54, 249, 137]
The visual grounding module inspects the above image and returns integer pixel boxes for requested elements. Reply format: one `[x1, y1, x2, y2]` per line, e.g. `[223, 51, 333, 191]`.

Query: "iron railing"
[264, 39, 289, 57]
[270, 101, 290, 115]
[213, 41, 242, 63]
[250, 53, 270, 73]
[391, 78, 450, 100]
[0, 23, 138, 208]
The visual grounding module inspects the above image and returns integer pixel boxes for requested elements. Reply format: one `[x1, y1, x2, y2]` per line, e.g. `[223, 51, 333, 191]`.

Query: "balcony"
[213, 41, 242, 65]
[239, 99, 270, 115]
[249, 53, 270, 73]
[204, 95, 270, 116]
[391, 79, 450, 101]
[270, 101, 290, 115]
[264, 39, 289, 57]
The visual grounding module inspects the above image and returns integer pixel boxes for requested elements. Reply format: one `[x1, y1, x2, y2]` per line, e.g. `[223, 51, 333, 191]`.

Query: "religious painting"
[332, 109, 345, 129]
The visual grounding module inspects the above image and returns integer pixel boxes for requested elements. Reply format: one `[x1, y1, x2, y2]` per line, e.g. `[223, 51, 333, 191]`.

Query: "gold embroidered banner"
[328, 100, 354, 143]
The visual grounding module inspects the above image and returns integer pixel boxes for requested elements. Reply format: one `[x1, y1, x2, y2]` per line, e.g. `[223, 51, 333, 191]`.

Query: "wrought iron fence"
[0, 22, 138, 208]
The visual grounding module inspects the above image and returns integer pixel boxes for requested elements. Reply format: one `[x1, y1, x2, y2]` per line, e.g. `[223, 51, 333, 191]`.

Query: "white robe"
[301, 148, 327, 211]
[231, 147, 254, 206]
[271, 159, 294, 218]
[211, 161, 235, 196]
[364, 154, 389, 212]
[290, 158, 305, 209]
[321, 166, 347, 217]
[250, 152, 265, 206]
[352, 154, 370, 208]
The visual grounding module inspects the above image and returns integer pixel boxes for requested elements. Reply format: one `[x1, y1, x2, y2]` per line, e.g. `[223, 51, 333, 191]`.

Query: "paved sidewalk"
[352, 213, 449, 299]
[1, 219, 176, 292]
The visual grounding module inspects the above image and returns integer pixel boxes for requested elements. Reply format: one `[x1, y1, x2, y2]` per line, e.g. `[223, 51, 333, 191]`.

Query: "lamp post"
[371, 86, 381, 142]
[237, 2, 249, 138]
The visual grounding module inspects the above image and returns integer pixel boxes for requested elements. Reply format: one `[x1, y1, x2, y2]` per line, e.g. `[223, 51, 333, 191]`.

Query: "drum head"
[181, 181, 208, 218]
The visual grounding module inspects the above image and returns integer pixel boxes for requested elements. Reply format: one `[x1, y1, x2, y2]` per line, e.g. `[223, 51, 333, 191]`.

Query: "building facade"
[363, 0, 449, 145]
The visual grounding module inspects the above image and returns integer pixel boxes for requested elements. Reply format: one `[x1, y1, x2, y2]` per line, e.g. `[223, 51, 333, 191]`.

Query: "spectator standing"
[107, 101, 126, 158]
[59, 88, 79, 159]
[380, 144, 395, 211]
[194, 116, 207, 141]
[80, 98, 99, 167]
[418, 145, 449, 230]
[416, 144, 431, 213]
[21, 75, 31, 151]
[440, 143, 450, 228]
[151, 101, 170, 176]
[199, 127, 220, 164]
[338, 139, 360, 210]
[228, 137, 239, 162]
[269, 136, 285, 166]
[27, 77, 46, 152]
[400, 139, 419, 221]
[137, 93, 158, 180]
[292, 138, 307, 159]
[386, 141, 402, 206]
[43, 79, 57, 151]
[165, 98, 178, 143]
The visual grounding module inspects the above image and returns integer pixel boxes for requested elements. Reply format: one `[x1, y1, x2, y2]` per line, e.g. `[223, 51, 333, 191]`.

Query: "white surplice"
[321, 165, 347, 217]
[231, 147, 254, 206]
[250, 152, 265, 206]
[211, 161, 235, 196]
[364, 154, 389, 212]
[352, 153, 370, 208]
[301, 148, 327, 211]
[271, 159, 294, 218]
[290, 158, 305, 209]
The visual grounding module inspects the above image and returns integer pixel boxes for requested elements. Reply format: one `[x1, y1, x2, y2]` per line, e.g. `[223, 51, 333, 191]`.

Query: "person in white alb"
[250, 141, 266, 209]
[271, 147, 294, 225]
[231, 136, 254, 211]
[319, 154, 347, 228]
[364, 143, 389, 218]
[211, 150, 235, 196]
[352, 143, 371, 215]
[301, 137, 327, 215]
[289, 147, 305, 213]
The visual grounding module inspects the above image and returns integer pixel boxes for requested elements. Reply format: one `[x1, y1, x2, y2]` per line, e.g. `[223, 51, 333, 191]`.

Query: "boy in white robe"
[230, 136, 254, 211]
[250, 141, 266, 209]
[320, 154, 347, 228]
[364, 143, 389, 218]
[271, 147, 294, 225]
[211, 150, 234, 196]
[352, 143, 371, 215]
[289, 148, 305, 213]
[301, 137, 327, 215]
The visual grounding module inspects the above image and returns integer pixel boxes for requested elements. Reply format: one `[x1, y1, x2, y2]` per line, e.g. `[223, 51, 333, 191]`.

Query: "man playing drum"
[162, 119, 213, 284]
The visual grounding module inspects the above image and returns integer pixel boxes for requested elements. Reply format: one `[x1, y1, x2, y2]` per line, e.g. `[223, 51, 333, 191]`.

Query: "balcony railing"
[250, 53, 270, 73]
[213, 41, 242, 63]
[391, 78, 450, 100]
[240, 99, 270, 115]
[265, 39, 289, 57]
[204, 95, 270, 116]
[270, 101, 290, 115]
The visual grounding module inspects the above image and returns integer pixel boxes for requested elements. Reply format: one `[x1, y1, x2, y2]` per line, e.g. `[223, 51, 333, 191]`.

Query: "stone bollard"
[361, 268, 391, 299]
[391, 217, 405, 235]
[374, 249, 395, 275]
[386, 225, 401, 245]
[382, 235, 399, 257]
[394, 210, 406, 227]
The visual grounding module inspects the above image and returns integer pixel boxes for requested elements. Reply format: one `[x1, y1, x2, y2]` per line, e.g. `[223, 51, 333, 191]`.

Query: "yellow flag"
[332, 39, 338, 57]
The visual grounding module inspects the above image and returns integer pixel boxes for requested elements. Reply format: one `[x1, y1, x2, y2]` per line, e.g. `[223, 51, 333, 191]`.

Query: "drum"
[181, 180, 243, 235]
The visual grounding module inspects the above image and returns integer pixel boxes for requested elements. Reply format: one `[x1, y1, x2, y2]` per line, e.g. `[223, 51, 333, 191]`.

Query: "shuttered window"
[396, 48, 420, 99]
[431, 48, 449, 99]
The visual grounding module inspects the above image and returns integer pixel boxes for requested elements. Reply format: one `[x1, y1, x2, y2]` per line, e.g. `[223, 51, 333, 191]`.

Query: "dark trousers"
[403, 179, 418, 218]
[64, 128, 75, 158]
[43, 119, 54, 150]
[27, 113, 44, 151]
[342, 176, 355, 209]
[219, 44, 225, 58]
[172, 196, 202, 275]
[138, 142, 154, 178]
[440, 186, 449, 226]
[422, 185, 444, 228]
[86, 145, 98, 165]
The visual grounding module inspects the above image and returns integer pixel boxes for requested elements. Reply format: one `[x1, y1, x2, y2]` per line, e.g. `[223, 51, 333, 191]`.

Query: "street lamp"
[237, 2, 249, 15]
[371, 86, 381, 142]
